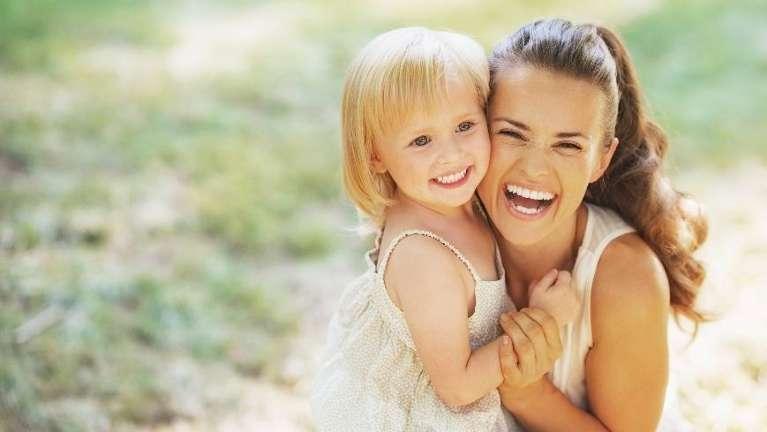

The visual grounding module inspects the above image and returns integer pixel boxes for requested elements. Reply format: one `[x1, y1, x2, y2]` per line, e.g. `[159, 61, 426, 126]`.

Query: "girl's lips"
[430, 166, 472, 189]
[503, 188, 558, 221]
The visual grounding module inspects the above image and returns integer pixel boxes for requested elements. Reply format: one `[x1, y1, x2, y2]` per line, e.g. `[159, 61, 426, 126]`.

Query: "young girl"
[311, 27, 578, 431]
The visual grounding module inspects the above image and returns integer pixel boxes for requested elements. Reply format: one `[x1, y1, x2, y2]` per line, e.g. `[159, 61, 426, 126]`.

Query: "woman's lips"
[503, 187, 558, 221]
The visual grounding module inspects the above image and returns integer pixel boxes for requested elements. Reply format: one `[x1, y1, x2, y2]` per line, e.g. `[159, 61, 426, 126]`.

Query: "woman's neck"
[499, 205, 588, 308]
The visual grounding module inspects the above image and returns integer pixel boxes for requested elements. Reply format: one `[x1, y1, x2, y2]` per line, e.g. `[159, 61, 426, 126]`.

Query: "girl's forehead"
[382, 81, 484, 135]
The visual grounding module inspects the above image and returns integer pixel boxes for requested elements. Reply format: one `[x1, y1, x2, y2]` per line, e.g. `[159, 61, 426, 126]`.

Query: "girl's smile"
[372, 76, 491, 214]
[431, 165, 473, 189]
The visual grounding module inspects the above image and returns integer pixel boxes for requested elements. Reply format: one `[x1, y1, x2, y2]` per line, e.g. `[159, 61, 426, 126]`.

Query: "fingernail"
[500, 313, 508, 322]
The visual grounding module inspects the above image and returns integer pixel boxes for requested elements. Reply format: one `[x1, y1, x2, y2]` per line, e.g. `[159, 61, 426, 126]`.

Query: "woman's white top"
[547, 203, 690, 431]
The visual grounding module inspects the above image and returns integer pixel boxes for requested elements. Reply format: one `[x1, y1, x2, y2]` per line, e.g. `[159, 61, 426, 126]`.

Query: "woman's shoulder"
[591, 233, 671, 337]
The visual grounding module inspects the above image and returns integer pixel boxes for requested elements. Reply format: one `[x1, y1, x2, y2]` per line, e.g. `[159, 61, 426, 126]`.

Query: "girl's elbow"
[434, 385, 479, 408]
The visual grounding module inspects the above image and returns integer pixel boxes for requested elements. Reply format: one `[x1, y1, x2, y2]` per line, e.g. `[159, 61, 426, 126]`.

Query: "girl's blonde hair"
[341, 27, 489, 226]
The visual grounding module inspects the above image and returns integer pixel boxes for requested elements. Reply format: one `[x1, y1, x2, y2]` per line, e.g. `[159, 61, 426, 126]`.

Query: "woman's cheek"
[555, 159, 592, 206]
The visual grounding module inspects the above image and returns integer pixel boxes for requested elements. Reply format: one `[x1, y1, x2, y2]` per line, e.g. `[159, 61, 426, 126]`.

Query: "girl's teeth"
[436, 168, 468, 184]
[505, 184, 555, 200]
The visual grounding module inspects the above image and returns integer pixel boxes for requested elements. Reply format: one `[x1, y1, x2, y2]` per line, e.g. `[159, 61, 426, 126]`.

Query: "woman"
[478, 19, 708, 430]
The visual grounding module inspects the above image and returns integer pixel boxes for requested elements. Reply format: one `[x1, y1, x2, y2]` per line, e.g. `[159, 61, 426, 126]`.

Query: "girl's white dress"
[311, 228, 514, 431]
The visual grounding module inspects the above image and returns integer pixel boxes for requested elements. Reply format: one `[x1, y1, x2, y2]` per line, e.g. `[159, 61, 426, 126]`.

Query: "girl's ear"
[371, 150, 387, 174]
[590, 137, 618, 183]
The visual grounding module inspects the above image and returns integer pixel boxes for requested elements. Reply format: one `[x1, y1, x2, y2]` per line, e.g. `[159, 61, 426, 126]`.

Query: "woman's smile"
[503, 182, 558, 219]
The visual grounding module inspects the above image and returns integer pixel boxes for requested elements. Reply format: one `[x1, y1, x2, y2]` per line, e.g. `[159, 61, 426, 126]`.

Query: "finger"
[522, 308, 563, 359]
[555, 270, 572, 286]
[498, 335, 521, 382]
[508, 312, 536, 378]
[512, 309, 550, 375]
[530, 269, 559, 293]
[499, 311, 517, 336]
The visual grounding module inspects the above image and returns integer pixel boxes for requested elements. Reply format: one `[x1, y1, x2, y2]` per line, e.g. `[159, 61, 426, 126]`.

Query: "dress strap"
[377, 229, 481, 283]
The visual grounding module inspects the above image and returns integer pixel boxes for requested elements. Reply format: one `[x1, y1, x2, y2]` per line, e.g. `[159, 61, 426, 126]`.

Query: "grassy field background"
[1, 0, 765, 430]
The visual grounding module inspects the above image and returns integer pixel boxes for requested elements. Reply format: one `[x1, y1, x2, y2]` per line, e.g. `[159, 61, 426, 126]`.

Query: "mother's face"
[477, 65, 617, 246]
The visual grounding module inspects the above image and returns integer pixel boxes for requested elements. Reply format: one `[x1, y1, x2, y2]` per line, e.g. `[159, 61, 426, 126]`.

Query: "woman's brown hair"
[489, 19, 709, 331]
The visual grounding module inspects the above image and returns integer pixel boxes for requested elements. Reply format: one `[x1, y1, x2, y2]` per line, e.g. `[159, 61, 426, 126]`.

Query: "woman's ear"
[590, 137, 618, 183]
[371, 150, 387, 174]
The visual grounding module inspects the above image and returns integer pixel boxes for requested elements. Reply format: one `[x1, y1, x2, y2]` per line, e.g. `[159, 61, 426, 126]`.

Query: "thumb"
[498, 335, 518, 377]
[500, 335, 512, 356]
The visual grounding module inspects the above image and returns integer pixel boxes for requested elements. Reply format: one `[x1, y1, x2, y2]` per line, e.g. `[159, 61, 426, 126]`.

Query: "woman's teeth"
[505, 184, 555, 201]
[513, 203, 544, 215]
[435, 168, 468, 185]
[505, 184, 556, 215]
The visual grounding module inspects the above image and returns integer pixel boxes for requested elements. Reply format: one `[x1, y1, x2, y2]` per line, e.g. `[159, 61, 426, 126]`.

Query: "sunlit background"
[1, 0, 765, 430]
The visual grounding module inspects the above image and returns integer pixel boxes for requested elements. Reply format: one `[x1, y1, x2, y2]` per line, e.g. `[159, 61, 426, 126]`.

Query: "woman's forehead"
[490, 66, 606, 135]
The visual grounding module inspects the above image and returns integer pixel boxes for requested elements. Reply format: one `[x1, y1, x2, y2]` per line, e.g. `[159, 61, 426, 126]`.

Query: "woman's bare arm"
[500, 234, 670, 431]
[585, 234, 670, 431]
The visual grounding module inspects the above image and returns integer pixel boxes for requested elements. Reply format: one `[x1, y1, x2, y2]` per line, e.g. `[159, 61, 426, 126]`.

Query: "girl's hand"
[529, 269, 580, 327]
[497, 307, 562, 404]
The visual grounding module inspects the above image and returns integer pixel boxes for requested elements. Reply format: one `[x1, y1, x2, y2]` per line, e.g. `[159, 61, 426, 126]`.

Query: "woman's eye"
[456, 121, 475, 132]
[411, 135, 431, 147]
[557, 142, 582, 151]
[498, 129, 523, 140]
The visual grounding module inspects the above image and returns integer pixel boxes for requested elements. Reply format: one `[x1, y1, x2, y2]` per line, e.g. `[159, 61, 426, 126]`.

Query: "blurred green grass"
[1, 0, 764, 430]
[622, 0, 767, 168]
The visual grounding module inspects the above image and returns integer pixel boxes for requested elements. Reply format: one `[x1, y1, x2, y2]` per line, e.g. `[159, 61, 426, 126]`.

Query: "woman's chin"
[491, 194, 561, 246]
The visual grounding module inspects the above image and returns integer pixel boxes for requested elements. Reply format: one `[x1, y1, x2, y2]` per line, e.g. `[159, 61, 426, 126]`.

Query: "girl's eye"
[411, 135, 431, 147]
[456, 121, 475, 132]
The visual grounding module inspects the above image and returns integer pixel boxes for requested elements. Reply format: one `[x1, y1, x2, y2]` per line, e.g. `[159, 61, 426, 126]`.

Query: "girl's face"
[372, 77, 490, 213]
[477, 66, 617, 246]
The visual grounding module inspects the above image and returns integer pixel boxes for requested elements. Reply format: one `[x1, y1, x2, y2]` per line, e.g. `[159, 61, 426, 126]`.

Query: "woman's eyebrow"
[491, 117, 529, 130]
[556, 131, 589, 140]
[493, 117, 589, 139]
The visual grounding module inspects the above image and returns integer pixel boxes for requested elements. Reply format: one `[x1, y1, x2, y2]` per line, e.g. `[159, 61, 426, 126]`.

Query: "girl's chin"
[429, 185, 480, 207]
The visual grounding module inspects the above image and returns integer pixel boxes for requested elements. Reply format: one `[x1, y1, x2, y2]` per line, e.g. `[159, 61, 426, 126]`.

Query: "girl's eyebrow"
[452, 110, 482, 121]
[492, 116, 588, 139]
[405, 111, 482, 135]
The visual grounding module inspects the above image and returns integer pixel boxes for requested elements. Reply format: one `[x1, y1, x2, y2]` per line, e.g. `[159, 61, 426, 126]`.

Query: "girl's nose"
[437, 137, 466, 165]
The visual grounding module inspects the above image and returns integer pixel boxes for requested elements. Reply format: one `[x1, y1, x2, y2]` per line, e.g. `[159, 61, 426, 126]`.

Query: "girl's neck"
[392, 191, 480, 228]
[498, 205, 588, 307]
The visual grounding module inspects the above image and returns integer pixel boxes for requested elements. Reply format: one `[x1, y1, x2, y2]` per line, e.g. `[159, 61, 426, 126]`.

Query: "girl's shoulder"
[378, 225, 476, 282]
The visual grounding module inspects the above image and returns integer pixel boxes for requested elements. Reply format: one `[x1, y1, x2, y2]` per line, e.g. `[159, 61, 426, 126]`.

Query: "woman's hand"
[497, 307, 563, 406]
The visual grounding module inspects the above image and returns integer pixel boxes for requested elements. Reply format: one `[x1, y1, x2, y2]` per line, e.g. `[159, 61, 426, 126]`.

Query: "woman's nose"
[518, 148, 549, 179]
